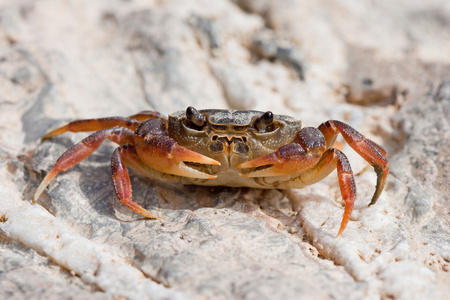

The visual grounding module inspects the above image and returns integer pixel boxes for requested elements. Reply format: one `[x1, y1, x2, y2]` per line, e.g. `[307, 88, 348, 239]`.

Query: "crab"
[34, 106, 389, 236]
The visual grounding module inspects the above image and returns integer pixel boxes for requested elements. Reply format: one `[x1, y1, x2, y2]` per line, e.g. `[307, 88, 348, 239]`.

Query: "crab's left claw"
[237, 127, 326, 177]
[236, 144, 322, 177]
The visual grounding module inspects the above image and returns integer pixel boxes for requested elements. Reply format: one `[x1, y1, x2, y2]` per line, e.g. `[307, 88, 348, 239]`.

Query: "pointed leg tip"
[32, 193, 40, 203]
[34, 168, 60, 202]
[34, 184, 48, 203]
[336, 227, 345, 237]
[143, 212, 160, 219]
[335, 219, 348, 237]
[122, 201, 161, 219]
[41, 127, 68, 140]
[41, 132, 53, 141]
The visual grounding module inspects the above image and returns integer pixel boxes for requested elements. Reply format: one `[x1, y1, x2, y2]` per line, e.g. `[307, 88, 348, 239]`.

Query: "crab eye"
[253, 111, 274, 132]
[185, 106, 206, 128]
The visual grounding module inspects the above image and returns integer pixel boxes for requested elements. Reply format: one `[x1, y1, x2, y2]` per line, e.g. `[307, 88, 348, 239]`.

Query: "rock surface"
[0, 0, 449, 299]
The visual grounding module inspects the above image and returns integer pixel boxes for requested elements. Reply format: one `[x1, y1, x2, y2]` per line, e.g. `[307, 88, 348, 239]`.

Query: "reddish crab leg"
[333, 149, 357, 236]
[34, 127, 135, 202]
[111, 146, 157, 219]
[299, 148, 358, 237]
[42, 111, 163, 140]
[128, 111, 164, 122]
[318, 120, 389, 205]
[42, 117, 141, 140]
[271, 148, 356, 236]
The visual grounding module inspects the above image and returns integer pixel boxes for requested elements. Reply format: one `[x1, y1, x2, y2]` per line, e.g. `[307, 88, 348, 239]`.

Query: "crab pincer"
[133, 118, 220, 179]
[236, 127, 326, 177]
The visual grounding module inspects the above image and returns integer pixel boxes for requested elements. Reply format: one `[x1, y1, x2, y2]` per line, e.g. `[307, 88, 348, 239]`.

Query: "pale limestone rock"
[0, 0, 449, 299]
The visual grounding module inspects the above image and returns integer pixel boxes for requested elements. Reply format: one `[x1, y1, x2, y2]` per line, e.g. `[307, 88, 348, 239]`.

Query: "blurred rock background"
[0, 0, 449, 299]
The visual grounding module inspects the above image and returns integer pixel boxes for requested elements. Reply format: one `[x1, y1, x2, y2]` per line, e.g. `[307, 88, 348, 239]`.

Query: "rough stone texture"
[0, 0, 449, 299]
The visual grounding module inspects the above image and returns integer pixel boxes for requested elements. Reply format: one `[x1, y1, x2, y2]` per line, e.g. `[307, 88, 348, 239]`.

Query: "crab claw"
[236, 144, 321, 177]
[135, 135, 220, 179]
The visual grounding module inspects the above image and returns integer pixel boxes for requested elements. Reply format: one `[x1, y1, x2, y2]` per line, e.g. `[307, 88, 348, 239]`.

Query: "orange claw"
[236, 151, 279, 176]
[237, 144, 322, 177]
[169, 143, 220, 166]
[135, 134, 220, 179]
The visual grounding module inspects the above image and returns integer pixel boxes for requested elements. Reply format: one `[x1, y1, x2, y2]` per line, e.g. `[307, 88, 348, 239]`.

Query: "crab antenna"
[254, 111, 274, 131]
[186, 106, 206, 127]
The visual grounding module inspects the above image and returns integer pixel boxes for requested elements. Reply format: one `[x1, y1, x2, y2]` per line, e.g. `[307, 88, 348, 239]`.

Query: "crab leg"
[277, 148, 356, 236]
[42, 111, 163, 140]
[318, 149, 356, 236]
[318, 120, 389, 205]
[111, 146, 157, 219]
[34, 127, 135, 202]
[134, 118, 221, 179]
[128, 111, 164, 122]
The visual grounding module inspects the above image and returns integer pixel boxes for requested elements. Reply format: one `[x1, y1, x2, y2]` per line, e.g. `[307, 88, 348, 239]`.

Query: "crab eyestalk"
[253, 111, 274, 132]
[186, 106, 206, 127]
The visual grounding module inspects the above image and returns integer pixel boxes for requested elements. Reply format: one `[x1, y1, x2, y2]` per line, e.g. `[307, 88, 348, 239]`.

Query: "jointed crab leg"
[128, 111, 163, 122]
[109, 143, 198, 218]
[36, 116, 219, 204]
[111, 146, 157, 219]
[318, 120, 389, 205]
[239, 132, 357, 236]
[302, 148, 357, 236]
[42, 111, 163, 140]
[34, 127, 135, 202]
[271, 147, 357, 236]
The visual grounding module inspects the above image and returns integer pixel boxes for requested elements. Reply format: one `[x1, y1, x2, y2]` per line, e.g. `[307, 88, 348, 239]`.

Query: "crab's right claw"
[135, 135, 220, 179]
